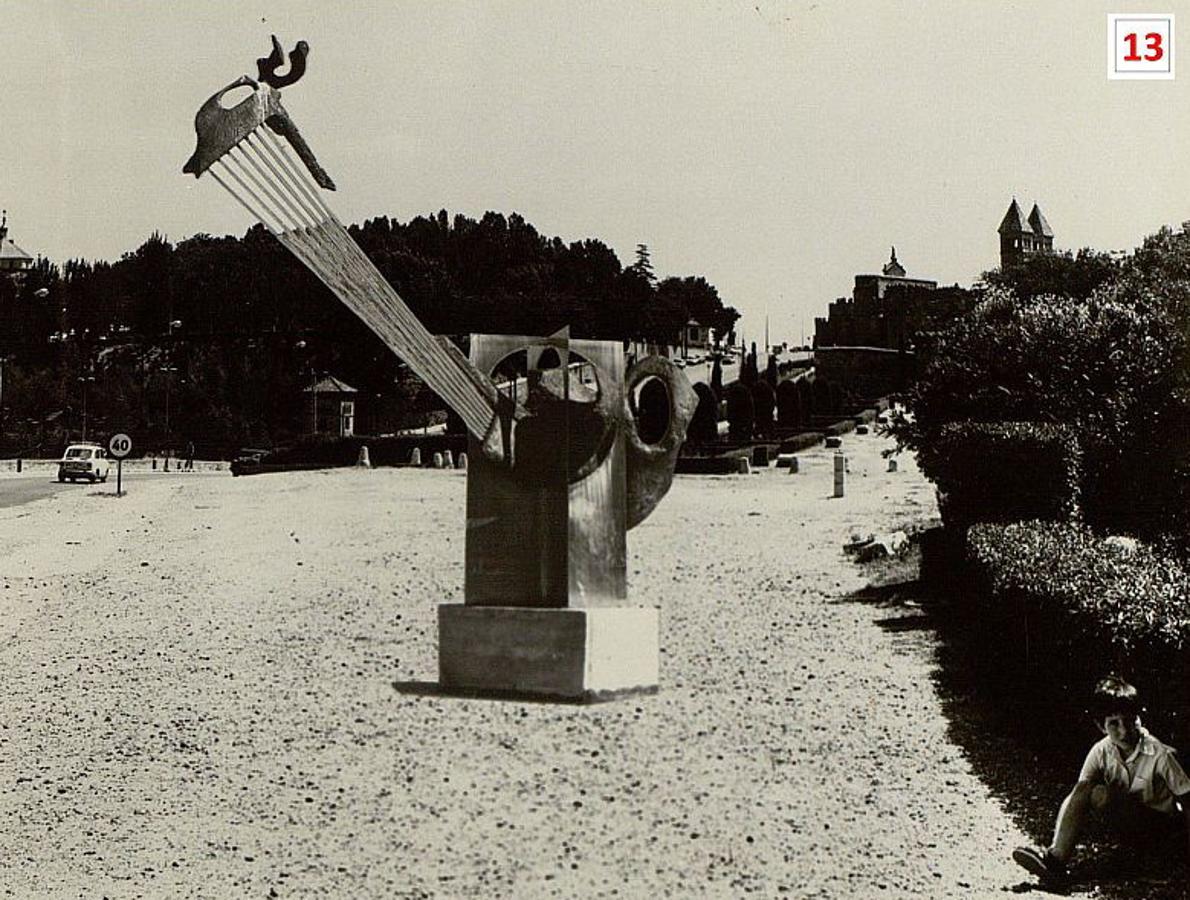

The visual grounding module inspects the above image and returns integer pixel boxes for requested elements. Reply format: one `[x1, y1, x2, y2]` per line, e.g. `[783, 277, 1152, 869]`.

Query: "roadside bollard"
[736, 456, 751, 475]
[888, 459, 898, 473]
[357, 445, 372, 468]
[457, 452, 468, 470]
[432, 452, 444, 469]
[410, 447, 422, 467]
[152, 457, 157, 470]
[443, 449, 454, 469]
[15, 458, 21, 473]
[833, 451, 846, 498]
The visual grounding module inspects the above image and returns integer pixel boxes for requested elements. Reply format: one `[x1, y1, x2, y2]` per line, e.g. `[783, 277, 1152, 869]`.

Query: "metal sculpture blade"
[182, 36, 695, 526]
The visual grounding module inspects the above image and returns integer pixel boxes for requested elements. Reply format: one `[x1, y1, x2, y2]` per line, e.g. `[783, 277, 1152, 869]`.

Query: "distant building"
[681, 319, 712, 355]
[303, 374, 358, 437]
[0, 211, 33, 276]
[998, 198, 1054, 269]
[813, 247, 939, 350]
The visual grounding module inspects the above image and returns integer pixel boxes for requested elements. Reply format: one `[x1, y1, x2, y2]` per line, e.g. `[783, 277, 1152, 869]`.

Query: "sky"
[2, 1, 1189, 345]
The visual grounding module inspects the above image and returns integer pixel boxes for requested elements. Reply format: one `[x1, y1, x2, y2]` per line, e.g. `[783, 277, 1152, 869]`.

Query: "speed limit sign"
[108, 433, 132, 496]
[108, 433, 133, 459]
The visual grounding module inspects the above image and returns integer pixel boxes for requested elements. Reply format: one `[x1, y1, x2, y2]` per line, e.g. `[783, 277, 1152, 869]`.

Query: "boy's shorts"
[1108, 796, 1185, 845]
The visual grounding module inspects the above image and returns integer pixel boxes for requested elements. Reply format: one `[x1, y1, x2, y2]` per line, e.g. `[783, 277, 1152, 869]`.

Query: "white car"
[58, 443, 111, 483]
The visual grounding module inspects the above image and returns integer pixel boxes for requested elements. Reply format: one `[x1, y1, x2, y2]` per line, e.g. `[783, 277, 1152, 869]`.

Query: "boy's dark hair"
[1089, 674, 1141, 721]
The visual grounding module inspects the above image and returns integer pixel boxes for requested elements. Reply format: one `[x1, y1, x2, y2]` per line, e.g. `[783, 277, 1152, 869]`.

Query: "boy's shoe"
[1012, 846, 1068, 882]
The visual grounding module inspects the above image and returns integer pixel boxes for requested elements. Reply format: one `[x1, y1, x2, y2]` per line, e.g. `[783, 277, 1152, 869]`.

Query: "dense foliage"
[968, 521, 1190, 654]
[725, 382, 754, 443]
[962, 520, 1190, 748]
[890, 226, 1190, 543]
[979, 247, 1121, 303]
[0, 212, 738, 454]
[922, 422, 1082, 531]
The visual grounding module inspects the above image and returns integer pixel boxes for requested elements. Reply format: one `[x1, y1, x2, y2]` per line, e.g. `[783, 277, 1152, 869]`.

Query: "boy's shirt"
[1079, 725, 1190, 814]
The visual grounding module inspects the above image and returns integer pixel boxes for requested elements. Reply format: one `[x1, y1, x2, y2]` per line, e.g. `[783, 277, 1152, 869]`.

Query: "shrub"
[687, 383, 720, 444]
[923, 421, 1081, 532]
[889, 280, 1189, 544]
[778, 432, 825, 454]
[965, 521, 1190, 740]
[776, 380, 802, 430]
[797, 379, 814, 422]
[823, 419, 856, 438]
[751, 381, 776, 437]
[725, 382, 754, 442]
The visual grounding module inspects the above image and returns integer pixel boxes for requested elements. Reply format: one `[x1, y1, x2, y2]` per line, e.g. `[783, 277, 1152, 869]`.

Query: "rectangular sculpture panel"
[464, 334, 627, 609]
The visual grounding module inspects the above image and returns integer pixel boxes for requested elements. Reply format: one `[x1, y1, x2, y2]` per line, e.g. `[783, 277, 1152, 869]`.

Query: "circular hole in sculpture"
[631, 376, 671, 446]
[491, 346, 610, 482]
[218, 84, 256, 110]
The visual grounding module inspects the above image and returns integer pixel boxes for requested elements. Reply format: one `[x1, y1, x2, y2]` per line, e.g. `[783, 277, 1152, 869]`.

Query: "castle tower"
[881, 246, 906, 277]
[0, 211, 33, 276]
[1027, 203, 1054, 253]
[998, 198, 1033, 269]
[998, 198, 1055, 269]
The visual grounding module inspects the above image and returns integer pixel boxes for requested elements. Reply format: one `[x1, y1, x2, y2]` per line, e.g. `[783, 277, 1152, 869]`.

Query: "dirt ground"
[0, 434, 1090, 898]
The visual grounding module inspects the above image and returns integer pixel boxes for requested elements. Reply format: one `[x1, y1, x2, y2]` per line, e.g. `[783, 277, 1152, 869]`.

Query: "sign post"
[108, 432, 132, 496]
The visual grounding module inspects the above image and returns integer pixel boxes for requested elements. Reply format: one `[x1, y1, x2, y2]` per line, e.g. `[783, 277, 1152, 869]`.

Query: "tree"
[979, 247, 1120, 303]
[764, 354, 779, 388]
[751, 380, 776, 438]
[631, 243, 655, 284]
[891, 252, 1189, 542]
[725, 382, 754, 443]
[0, 209, 744, 456]
[688, 383, 719, 444]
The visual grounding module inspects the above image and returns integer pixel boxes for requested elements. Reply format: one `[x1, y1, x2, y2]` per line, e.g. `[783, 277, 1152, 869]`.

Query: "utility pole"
[311, 369, 318, 434]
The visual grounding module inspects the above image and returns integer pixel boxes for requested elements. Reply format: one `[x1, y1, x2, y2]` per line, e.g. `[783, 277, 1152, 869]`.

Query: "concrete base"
[438, 605, 659, 700]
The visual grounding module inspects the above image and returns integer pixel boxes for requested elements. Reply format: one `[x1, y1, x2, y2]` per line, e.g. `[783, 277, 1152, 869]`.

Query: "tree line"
[0, 210, 739, 455]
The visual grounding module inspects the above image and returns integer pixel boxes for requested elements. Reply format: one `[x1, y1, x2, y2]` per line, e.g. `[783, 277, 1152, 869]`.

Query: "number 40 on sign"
[1109, 14, 1175, 79]
[108, 432, 132, 495]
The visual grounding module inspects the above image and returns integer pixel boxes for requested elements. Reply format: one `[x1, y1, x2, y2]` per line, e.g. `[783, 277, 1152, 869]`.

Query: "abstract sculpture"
[185, 37, 696, 698]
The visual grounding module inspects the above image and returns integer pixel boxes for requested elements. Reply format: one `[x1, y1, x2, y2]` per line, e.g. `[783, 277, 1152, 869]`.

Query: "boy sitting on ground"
[1013, 675, 1190, 883]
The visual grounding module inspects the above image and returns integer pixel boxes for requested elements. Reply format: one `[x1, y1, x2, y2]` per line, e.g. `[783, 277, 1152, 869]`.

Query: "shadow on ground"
[842, 553, 1190, 899]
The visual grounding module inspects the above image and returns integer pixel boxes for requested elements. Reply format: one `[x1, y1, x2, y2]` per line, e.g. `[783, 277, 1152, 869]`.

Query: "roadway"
[0, 469, 196, 509]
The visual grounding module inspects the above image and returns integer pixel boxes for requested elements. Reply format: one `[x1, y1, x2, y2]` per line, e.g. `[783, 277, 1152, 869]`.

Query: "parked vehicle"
[58, 443, 110, 483]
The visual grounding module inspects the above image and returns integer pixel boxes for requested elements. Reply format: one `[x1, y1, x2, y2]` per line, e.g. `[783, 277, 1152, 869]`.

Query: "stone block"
[438, 605, 659, 700]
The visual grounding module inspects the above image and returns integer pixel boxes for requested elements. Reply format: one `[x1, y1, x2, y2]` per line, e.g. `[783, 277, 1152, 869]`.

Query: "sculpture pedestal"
[438, 605, 659, 700]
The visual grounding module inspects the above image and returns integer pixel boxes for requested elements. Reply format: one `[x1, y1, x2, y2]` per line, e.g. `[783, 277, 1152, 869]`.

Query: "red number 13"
[1123, 32, 1164, 61]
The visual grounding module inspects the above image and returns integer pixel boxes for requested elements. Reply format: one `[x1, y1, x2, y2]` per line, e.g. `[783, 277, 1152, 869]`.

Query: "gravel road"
[0, 435, 1036, 898]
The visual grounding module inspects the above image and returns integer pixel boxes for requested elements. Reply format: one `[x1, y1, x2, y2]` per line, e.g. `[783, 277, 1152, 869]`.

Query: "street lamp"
[162, 364, 177, 439]
[0, 355, 9, 430]
[310, 367, 319, 434]
[78, 373, 96, 441]
[163, 319, 181, 448]
[295, 340, 318, 435]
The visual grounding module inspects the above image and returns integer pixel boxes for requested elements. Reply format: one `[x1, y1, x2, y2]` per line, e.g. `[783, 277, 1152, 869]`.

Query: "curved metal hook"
[257, 35, 309, 89]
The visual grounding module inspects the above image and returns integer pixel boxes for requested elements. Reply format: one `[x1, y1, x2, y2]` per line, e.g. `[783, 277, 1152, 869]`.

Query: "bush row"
[964, 520, 1190, 742]
[263, 434, 467, 468]
[823, 419, 856, 438]
[922, 421, 1081, 531]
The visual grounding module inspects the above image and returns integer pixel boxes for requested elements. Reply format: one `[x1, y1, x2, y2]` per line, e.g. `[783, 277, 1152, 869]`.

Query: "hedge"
[823, 419, 856, 438]
[965, 520, 1190, 743]
[923, 421, 1081, 531]
[778, 432, 825, 454]
[262, 434, 466, 468]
